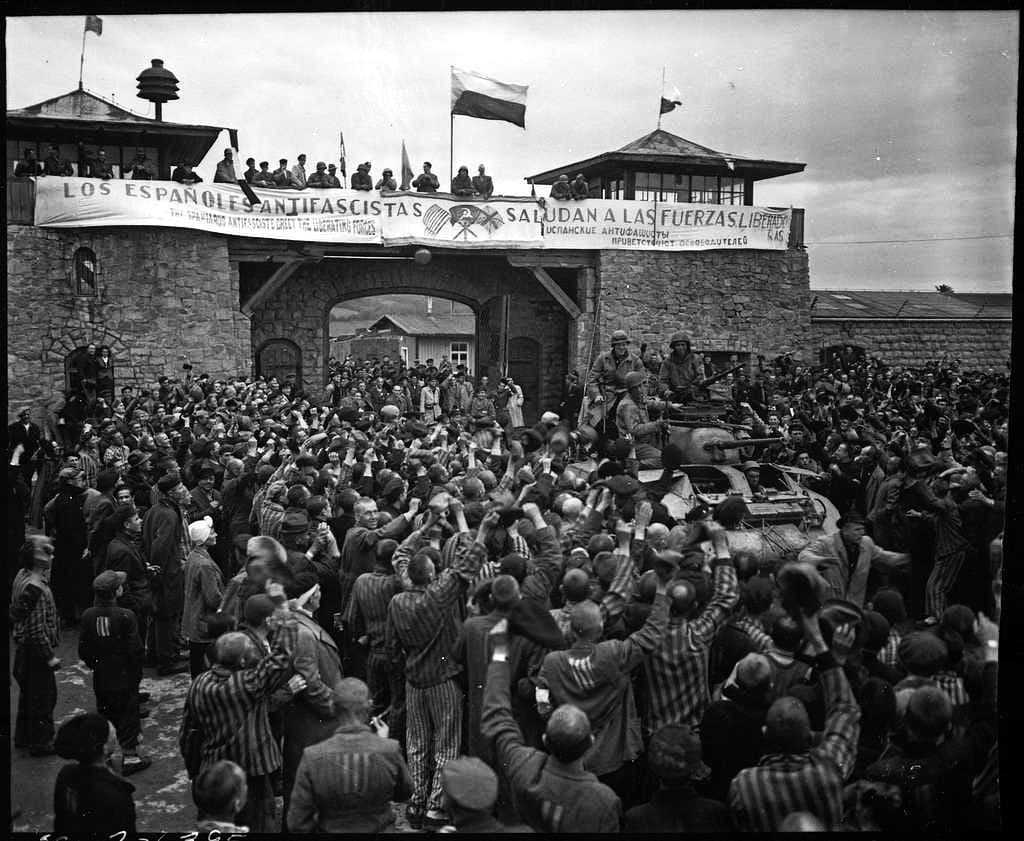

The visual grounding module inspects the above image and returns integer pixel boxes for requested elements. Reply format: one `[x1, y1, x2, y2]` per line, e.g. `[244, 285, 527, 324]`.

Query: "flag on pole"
[400, 140, 413, 191]
[85, 15, 103, 35]
[451, 67, 527, 128]
[339, 132, 347, 178]
[660, 84, 682, 115]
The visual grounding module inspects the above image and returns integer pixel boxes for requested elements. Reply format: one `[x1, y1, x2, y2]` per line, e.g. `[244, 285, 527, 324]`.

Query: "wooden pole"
[657, 66, 665, 129]
[78, 26, 88, 91]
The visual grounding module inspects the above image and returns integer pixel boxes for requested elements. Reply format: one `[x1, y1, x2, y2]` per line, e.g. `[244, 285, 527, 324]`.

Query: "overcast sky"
[6, 10, 1017, 292]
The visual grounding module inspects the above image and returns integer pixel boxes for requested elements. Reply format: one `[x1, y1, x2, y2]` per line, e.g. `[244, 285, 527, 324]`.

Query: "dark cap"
[93, 569, 127, 593]
[441, 756, 498, 811]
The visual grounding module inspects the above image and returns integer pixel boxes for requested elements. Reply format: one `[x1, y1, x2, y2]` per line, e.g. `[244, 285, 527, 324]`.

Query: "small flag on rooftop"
[85, 15, 103, 36]
[660, 83, 682, 115]
[339, 132, 347, 179]
[451, 67, 528, 129]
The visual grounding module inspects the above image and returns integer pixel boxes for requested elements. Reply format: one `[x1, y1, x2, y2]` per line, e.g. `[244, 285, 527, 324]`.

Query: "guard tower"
[526, 128, 805, 206]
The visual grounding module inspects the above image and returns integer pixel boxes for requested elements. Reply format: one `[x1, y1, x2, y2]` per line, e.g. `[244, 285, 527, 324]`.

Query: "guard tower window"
[73, 247, 97, 296]
[633, 172, 745, 205]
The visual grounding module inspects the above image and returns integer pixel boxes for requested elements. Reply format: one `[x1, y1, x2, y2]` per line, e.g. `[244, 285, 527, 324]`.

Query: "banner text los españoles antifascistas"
[63, 182, 785, 231]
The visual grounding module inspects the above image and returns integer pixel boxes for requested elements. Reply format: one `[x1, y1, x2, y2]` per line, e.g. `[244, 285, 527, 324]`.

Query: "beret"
[898, 631, 948, 677]
[441, 757, 498, 811]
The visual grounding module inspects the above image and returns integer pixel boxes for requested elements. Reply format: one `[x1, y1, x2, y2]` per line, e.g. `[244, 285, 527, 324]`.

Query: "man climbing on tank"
[658, 331, 703, 404]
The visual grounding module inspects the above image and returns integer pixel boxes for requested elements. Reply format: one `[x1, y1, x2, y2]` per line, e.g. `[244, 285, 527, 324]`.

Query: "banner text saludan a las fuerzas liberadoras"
[35, 177, 791, 251]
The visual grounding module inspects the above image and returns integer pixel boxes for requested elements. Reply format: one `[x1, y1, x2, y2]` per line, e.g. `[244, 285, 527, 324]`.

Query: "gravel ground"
[10, 626, 417, 833]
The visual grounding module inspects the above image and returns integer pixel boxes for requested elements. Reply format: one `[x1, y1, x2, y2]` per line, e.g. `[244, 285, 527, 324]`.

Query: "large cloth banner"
[34, 178, 382, 243]
[539, 199, 792, 250]
[33, 178, 791, 250]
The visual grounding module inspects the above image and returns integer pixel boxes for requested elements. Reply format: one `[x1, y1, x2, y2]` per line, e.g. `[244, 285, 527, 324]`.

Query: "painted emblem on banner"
[423, 203, 504, 239]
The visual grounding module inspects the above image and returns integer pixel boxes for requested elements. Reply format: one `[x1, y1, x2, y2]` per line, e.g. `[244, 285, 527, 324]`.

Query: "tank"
[565, 452, 839, 570]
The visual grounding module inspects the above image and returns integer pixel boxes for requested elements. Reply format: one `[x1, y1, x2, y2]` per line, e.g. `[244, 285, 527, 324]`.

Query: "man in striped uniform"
[345, 539, 405, 746]
[728, 608, 861, 830]
[385, 503, 490, 831]
[10, 535, 62, 755]
[180, 606, 305, 833]
[537, 530, 671, 808]
[642, 521, 739, 734]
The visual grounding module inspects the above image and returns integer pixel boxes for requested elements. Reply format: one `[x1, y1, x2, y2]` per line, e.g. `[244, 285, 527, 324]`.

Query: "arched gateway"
[241, 249, 588, 415]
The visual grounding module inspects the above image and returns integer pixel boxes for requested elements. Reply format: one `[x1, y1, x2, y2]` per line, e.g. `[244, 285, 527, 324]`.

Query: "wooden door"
[257, 339, 302, 385]
[507, 336, 540, 425]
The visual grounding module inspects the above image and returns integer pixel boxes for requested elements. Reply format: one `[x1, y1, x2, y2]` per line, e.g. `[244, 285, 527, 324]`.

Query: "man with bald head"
[482, 618, 621, 832]
[551, 567, 592, 644]
[537, 541, 673, 807]
[287, 677, 413, 832]
[728, 606, 861, 831]
[180, 609, 304, 832]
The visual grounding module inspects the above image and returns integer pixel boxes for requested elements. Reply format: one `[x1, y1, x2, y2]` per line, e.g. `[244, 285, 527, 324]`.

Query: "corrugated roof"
[810, 290, 1012, 320]
[367, 314, 476, 336]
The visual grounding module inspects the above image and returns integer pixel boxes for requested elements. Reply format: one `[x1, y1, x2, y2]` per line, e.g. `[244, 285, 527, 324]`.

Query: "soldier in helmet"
[584, 330, 645, 434]
[615, 371, 668, 469]
[658, 332, 703, 403]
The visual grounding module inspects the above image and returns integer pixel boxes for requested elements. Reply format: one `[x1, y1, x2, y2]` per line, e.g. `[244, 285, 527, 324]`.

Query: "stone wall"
[7, 224, 251, 424]
[248, 255, 568, 412]
[807, 319, 1012, 371]
[594, 248, 811, 361]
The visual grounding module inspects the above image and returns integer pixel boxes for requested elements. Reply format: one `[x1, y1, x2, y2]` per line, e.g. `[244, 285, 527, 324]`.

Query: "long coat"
[282, 610, 343, 794]
[142, 498, 188, 617]
[44, 487, 89, 614]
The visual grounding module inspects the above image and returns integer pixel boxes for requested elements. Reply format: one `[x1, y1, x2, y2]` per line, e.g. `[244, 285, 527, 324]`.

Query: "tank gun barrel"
[705, 437, 784, 451]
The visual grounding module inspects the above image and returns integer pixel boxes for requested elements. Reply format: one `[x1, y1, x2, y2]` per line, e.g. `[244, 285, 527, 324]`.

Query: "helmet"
[610, 330, 630, 345]
[669, 332, 690, 348]
[624, 371, 646, 390]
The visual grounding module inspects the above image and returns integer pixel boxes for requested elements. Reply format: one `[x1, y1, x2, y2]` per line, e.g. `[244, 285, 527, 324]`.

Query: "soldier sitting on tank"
[615, 371, 667, 470]
[658, 332, 703, 404]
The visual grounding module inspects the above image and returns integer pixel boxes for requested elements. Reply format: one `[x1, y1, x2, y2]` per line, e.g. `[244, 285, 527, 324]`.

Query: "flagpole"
[449, 65, 454, 192]
[78, 25, 88, 91]
[657, 67, 665, 129]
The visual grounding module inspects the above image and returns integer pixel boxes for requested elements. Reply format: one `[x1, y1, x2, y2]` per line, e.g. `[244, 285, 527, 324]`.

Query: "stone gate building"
[6, 88, 1011, 427]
